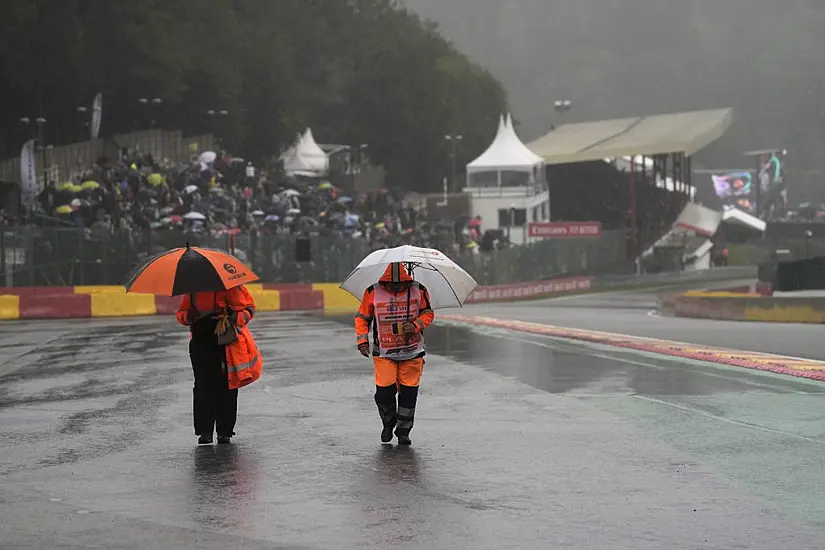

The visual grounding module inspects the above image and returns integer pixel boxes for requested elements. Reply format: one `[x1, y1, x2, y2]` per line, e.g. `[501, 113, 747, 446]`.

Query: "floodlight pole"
[629, 156, 639, 274]
[804, 230, 813, 258]
[553, 100, 572, 126]
[444, 135, 462, 191]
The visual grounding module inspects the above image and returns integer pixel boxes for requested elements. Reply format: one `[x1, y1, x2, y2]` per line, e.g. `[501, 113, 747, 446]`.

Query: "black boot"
[381, 424, 394, 444]
[395, 385, 419, 445]
[395, 406, 414, 445]
[198, 435, 213, 445]
[375, 385, 397, 444]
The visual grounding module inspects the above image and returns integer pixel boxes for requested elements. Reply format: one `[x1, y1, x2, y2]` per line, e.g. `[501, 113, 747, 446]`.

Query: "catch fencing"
[0, 129, 215, 196]
[0, 224, 628, 287]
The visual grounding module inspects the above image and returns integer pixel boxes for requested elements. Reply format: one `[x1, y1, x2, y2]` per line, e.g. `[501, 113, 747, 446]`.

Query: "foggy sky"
[405, 0, 825, 203]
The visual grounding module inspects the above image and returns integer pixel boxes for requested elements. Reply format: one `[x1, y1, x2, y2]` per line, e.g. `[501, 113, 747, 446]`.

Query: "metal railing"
[0, 224, 628, 287]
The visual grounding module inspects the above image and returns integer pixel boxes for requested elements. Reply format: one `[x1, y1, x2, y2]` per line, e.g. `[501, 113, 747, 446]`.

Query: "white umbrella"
[281, 189, 301, 198]
[199, 151, 217, 164]
[286, 208, 301, 216]
[183, 211, 207, 221]
[184, 184, 198, 195]
[340, 245, 478, 310]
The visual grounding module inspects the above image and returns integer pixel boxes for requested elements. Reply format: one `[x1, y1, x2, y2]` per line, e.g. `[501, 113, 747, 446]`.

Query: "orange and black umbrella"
[124, 244, 259, 296]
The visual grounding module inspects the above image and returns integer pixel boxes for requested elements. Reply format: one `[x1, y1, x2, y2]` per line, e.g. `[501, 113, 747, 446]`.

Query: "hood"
[379, 262, 413, 283]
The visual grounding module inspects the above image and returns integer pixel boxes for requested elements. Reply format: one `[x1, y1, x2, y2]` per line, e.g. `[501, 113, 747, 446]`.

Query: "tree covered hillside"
[0, 0, 507, 191]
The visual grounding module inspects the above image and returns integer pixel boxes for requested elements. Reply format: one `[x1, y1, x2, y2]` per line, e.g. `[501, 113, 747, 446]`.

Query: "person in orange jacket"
[354, 262, 435, 445]
[176, 285, 262, 445]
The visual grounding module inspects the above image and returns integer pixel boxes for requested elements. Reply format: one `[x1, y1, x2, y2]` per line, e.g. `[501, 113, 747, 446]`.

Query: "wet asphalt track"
[2, 289, 825, 549]
[462, 283, 825, 360]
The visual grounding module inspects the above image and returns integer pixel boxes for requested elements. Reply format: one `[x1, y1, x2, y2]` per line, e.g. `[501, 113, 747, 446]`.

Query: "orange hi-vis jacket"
[176, 285, 263, 390]
[355, 266, 435, 360]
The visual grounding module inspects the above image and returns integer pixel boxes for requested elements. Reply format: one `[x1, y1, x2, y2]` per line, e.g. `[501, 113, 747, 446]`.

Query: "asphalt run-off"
[2, 286, 825, 549]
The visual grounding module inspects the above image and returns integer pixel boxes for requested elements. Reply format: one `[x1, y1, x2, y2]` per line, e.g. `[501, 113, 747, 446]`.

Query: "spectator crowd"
[27, 148, 497, 261]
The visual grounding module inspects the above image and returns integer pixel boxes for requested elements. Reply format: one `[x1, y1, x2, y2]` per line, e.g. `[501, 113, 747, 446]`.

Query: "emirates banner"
[91, 92, 103, 139]
[528, 221, 602, 238]
[19, 139, 37, 207]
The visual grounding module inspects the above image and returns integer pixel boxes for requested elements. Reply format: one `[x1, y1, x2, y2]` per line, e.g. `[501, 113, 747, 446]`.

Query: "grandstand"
[527, 108, 732, 266]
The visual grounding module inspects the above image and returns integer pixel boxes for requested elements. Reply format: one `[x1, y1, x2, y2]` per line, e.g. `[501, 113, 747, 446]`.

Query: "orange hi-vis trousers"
[373, 357, 424, 388]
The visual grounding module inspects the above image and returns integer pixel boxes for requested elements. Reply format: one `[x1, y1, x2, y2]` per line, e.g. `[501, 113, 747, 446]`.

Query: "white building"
[464, 114, 549, 245]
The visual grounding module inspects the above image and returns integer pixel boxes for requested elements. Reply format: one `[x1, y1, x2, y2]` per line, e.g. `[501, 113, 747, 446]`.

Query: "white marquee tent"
[282, 128, 329, 175]
[300, 128, 328, 160]
[466, 114, 544, 188]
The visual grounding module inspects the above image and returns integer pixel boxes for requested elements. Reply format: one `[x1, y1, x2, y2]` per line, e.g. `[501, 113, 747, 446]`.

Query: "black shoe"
[217, 435, 232, 445]
[381, 426, 394, 444]
[198, 435, 213, 445]
[396, 433, 411, 445]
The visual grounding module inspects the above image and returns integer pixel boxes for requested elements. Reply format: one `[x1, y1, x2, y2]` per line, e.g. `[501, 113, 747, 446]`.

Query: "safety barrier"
[658, 285, 825, 324]
[0, 270, 764, 321]
[0, 284, 326, 320]
[0, 276, 596, 320]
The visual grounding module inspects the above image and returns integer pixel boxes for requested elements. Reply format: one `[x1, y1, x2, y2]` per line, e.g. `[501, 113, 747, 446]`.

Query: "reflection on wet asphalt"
[1, 313, 825, 549]
[425, 323, 825, 396]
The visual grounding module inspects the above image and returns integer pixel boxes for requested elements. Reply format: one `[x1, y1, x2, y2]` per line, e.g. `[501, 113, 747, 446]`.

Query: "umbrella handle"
[404, 287, 411, 345]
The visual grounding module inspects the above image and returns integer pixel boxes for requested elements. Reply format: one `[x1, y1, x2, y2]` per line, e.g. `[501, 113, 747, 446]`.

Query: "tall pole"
[35, 117, 47, 199]
[350, 147, 356, 190]
[805, 230, 812, 258]
[349, 143, 368, 190]
[207, 109, 229, 150]
[75, 106, 88, 142]
[554, 100, 572, 126]
[444, 135, 462, 191]
[629, 156, 639, 273]
[507, 204, 516, 244]
[451, 142, 457, 192]
[139, 98, 163, 155]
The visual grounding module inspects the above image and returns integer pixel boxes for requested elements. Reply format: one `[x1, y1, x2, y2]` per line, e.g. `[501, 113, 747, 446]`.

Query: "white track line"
[484, 332, 822, 442]
[633, 395, 823, 444]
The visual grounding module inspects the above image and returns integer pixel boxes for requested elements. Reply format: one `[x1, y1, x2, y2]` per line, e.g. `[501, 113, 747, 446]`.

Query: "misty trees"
[0, 0, 507, 192]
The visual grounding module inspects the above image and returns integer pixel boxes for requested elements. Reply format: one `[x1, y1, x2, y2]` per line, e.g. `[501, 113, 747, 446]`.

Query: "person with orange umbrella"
[125, 244, 263, 445]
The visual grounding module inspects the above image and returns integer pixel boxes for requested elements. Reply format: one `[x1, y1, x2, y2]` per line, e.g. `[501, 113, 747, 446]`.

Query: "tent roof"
[283, 149, 318, 174]
[528, 108, 733, 165]
[283, 129, 328, 174]
[467, 114, 544, 173]
[300, 128, 327, 158]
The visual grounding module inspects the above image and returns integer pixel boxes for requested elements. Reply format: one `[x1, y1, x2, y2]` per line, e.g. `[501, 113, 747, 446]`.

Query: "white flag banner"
[91, 92, 103, 139]
[19, 139, 37, 207]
